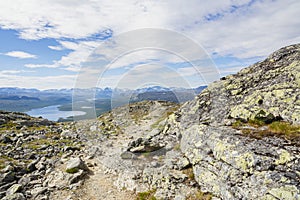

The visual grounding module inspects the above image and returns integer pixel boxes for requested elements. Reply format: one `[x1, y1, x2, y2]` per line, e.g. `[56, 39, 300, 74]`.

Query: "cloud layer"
[0, 0, 299, 89]
[3, 51, 37, 59]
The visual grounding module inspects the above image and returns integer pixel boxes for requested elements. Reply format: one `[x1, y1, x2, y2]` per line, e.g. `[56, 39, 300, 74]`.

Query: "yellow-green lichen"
[259, 194, 277, 200]
[275, 150, 292, 165]
[213, 141, 234, 161]
[272, 90, 285, 98]
[235, 153, 254, 173]
[191, 148, 203, 164]
[196, 171, 221, 195]
[268, 185, 299, 200]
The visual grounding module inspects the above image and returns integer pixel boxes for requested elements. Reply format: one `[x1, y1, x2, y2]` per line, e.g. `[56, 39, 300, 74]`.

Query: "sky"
[0, 0, 299, 90]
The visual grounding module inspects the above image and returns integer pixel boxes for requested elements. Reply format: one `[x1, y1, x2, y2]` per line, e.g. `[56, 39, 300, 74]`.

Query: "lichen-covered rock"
[1, 193, 25, 200]
[164, 43, 300, 199]
[6, 184, 22, 196]
[179, 44, 300, 126]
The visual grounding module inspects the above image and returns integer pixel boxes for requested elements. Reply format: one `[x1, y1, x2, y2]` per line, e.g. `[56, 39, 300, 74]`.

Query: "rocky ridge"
[160, 43, 300, 199]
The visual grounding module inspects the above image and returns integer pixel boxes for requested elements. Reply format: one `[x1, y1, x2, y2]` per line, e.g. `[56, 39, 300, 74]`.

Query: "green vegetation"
[269, 121, 300, 135]
[232, 119, 300, 143]
[22, 137, 79, 150]
[66, 168, 79, 174]
[0, 155, 14, 169]
[248, 118, 266, 127]
[136, 189, 157, 200]
[186, 190, 213, 200]
[0, 121, 17, 130]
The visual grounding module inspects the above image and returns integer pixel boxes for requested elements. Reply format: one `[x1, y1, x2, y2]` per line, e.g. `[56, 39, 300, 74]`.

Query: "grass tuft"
[232, 119, 300, 144]
[66, 168, 79, 174]
[136, 189, 157, 200]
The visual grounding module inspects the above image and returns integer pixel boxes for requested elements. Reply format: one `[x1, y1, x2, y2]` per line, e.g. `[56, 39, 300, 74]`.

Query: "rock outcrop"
[162, 43, 300, 199]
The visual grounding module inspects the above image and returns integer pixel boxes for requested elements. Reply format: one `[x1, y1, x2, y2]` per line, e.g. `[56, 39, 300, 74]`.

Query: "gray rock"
[0, 172, 15, 183]
[0, 135, 12, 144]
[1, 165, 14, 173]
[6, 184, 22, 196]
[68, 169, 85, 184]
[64, 146, 80, 152]
[30, 186, 47, 197]
[66, 157, 87, 173]
[120, 151, 137, 160]
[163, 43, 300, 199]
[2, 193, 25, 200]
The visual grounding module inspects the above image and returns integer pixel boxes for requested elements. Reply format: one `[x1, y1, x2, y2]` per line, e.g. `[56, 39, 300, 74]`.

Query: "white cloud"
[1, 0, 298, 59]
[26, 40, 101, 71]
[0, 73, 76, 90]
[25, 63, 58, 68]
[1, 0, 296, 57]
[48, 45, 63, 51]
[0, 0, 299, 89]
[188, 0, 300, 58]
[0, 70, 34, 75]
[3, 51, 37, 59]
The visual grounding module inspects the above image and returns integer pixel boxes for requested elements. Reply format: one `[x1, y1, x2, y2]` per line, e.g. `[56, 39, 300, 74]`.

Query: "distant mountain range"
[0, 86, 207, 114]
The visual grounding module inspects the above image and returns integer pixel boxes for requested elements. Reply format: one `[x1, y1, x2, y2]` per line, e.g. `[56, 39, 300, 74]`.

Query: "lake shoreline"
[26, 105, 86, 122]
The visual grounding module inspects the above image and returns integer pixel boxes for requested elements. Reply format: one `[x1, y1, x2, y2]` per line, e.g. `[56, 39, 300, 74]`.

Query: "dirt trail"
[50, 162, 136, 200]
[50, 101, 177, 200]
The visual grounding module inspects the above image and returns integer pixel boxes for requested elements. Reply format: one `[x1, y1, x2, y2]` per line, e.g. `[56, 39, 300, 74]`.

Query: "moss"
[0, 155, 16, 169]
[136, 189, 157, 200]
[66, 168, 79, 174]
[186, 190, 213, 200]
[232, 120, 244, 129]
[232, 120, 300, 144]
[248, 118, 265, 127]
[269, 121, 300, 135]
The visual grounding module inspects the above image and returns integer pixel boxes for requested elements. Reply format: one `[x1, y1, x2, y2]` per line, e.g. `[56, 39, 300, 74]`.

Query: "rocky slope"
[0, 111, 87, 200]
[0, 44, 299, 200]
[161, 43, 300, 199]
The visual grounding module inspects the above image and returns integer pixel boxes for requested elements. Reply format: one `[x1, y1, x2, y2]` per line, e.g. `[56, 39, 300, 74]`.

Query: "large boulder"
[165, 44, 300, 199]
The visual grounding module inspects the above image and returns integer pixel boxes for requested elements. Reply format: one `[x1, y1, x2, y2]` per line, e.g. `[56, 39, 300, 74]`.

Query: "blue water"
[26, 105, 86, 121]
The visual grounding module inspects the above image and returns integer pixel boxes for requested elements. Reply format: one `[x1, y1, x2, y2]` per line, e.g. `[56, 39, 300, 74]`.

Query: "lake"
[26, 105, 86, 121]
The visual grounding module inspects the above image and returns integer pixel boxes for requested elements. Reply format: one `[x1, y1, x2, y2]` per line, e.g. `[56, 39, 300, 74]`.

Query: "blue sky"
[0, 0, 299, 89]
